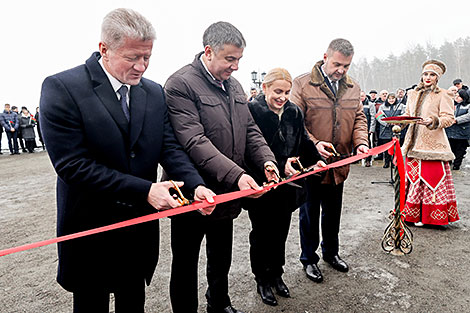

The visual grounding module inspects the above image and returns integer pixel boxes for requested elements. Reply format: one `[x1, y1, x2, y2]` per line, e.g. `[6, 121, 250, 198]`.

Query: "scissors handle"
[169, 180, 191, 206]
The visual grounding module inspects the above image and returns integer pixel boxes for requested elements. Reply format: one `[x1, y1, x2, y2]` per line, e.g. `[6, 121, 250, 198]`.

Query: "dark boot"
[256, 280, 277, 306]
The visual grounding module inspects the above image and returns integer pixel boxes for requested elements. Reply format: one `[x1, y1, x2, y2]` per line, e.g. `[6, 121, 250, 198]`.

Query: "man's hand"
[10, 127, 15, 132]
[194, 185, 216, 215]
[238, 173, 266, 198]
[316, 141, 334, 159]
[147, 181, 184, 211]
[356, 145, 369, 154]
[264, 161, 280, 184]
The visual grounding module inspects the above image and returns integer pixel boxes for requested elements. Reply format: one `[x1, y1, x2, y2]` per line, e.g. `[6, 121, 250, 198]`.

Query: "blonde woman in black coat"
[243, 68, 325, 306]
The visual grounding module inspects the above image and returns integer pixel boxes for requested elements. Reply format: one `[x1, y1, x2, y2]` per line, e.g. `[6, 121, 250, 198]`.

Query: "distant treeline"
[350, 37, 470, 93]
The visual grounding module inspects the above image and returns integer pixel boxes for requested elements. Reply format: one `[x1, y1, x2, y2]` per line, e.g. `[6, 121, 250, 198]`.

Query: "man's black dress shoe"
[207, 304, 244, 313]
[324, 255, 349, 272]
[257, 282, 278, 306]
[273, 276, 290, 298]
[304, 263, 323, 283]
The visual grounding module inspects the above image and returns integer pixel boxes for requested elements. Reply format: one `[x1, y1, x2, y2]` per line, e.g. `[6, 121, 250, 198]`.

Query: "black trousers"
[449, 138, 469, 168]
[17, 131, 26, 151]
[72, 278, 145, 313]
[247, 198, 293, 283]
[365, 132, 373, 163]
[299, 181, 344, 265]
[170, 215, 234, 313]
[25, 139, 35, 152]
[378, 138, 392, 165]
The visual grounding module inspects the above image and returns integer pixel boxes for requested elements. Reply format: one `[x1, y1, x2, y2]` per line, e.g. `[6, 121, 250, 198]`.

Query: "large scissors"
[169, 180, 191, 206]
[264, 159, 303, 188]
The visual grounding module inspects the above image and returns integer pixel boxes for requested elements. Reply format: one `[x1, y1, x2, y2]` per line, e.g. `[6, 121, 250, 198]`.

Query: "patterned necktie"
[331, 81, 337, 95]
[117, 85, 130, 122]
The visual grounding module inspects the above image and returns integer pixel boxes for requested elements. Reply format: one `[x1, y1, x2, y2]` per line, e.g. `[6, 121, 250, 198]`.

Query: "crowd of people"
[0, 104, 45, 155]
[3, 7, 465, 313]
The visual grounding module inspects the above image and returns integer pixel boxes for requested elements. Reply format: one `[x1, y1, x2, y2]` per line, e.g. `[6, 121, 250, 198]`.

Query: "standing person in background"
[164, 21, 278, 313]
[35, 107, 45, 150]
[368, 90, 378, 103]
[12, 106, 27, 153]
[396, 88, 409, 144]
[448, 85, 458, 96]
[244, 68, 325, 306]
[402, 60, 459, 227]
[453, 78, 470, 98]
[0, 113, 3, 155]
[361, 91, 376, 167]
[396, 88, 407, 105]
[40, 8, 215, 312]
[247, 87, 258, 102]
[19, 107, 36, 153]
[290, 38, 369, 284]
[375, 90, 388, 109]
[374, 90, 389, 156]
[446, 89, 470, 170]
[1, 103, 19, 155]
[376, 93, 405, 168]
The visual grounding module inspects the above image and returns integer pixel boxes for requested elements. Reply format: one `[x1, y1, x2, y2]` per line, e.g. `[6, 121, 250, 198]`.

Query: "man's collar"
[199, 54, 226, 91]
[200, 54, 218, 82]
[98, 56, 130, 93]
[320, 64, 336, 85]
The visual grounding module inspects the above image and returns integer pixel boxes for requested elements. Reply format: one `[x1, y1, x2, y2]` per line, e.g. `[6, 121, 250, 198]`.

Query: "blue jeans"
[6, 131, 18, 153]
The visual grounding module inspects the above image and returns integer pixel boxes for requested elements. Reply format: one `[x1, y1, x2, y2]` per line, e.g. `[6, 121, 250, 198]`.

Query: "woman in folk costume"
[401, 59, 459, 226]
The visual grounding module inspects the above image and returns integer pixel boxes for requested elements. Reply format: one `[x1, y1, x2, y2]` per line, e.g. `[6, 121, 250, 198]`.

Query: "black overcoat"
[40, 52, 204, 291]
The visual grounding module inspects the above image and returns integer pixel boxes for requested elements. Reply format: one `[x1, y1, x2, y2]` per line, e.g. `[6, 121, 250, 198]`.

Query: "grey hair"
[101, 8, 156, 50]
[203, 21, 246, 52]
[327, 38, 354, 57]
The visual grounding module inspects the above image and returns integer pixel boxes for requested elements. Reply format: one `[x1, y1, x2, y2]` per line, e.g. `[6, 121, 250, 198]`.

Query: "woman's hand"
[417, 117, 432, 126]
[284, 157, 300, 176]
[313, 160, 327, 171]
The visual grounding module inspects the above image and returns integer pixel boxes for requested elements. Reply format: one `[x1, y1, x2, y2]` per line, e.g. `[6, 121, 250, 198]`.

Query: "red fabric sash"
[406, 159, 445, 191]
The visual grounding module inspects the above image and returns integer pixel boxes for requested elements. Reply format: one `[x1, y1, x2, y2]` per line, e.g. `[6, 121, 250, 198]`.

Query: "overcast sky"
[1, 0, 467, 110]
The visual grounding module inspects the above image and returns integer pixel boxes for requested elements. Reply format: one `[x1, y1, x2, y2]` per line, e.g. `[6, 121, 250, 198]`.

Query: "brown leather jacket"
[164, 52, 275, 219]
[291, 61, 368, 184]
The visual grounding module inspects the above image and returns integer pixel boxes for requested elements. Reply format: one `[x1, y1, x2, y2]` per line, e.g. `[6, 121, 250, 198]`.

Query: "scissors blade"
[285, 181, 303, 188]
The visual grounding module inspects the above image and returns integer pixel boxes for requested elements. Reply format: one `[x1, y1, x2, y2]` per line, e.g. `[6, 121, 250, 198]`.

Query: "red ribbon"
[0, 140, 399, 257]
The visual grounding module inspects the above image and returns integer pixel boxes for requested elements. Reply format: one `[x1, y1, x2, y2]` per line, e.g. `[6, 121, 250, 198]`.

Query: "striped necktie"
[117, 85, 130, 122]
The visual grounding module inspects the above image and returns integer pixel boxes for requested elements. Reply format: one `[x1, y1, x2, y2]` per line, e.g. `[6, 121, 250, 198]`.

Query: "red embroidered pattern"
[403, 159, 459, 225]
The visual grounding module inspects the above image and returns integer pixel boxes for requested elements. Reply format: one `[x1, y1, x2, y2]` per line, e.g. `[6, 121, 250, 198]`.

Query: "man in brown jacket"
[164, 22, 277, 313]
[290, 38, 369, 284]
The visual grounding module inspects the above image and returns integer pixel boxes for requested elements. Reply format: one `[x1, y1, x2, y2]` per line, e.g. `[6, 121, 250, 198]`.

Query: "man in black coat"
[39, 8, 215, 313]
